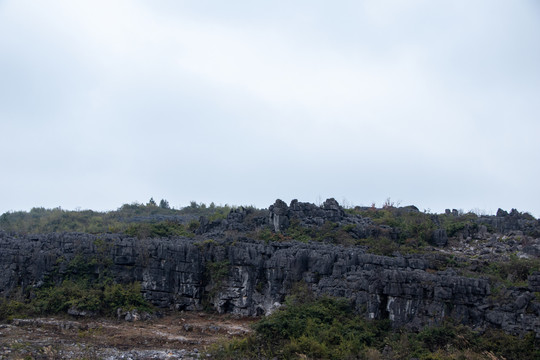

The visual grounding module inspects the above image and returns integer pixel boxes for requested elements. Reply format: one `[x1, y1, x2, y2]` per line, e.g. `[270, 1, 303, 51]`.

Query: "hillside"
[1, 198, 540, 359]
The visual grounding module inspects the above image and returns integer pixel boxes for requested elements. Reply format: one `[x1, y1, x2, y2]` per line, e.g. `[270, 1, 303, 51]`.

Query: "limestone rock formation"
[1, 199, 540, 337]
[1, 230, 539, 336]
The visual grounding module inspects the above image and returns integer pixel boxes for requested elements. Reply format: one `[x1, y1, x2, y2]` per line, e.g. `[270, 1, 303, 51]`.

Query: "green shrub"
[1, 252, 152, 318]
[124, 221, 194, 239]
[357, 237, 400, 256]
[207, 294, 540, 360]
[203, 260, 231, 310]
[241, 295, 389, 359]
[482, 254, 540, 286]
[475, 329, 540, 360]
[0, 298, 31, 321]
[206, 260, 230, 285]
[0, 200, 239, 235]
[103, 282, 152, 313]
[12, 279, 151, 317]
[417, 323, 456, 352]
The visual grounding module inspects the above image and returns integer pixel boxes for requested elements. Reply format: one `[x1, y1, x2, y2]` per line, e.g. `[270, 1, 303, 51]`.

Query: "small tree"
[147, 198, 157, 207]
[159, 199, 170, 209]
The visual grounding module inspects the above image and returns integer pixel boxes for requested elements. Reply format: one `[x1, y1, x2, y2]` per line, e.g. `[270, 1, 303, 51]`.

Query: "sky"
[1, 0, 539, 217]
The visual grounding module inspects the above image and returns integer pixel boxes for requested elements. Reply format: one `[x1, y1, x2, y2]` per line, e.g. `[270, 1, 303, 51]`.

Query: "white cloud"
[0, 0, 539, 215]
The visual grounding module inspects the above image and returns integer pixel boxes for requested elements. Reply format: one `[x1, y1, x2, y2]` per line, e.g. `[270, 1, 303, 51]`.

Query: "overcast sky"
[1, 1, 539, 217]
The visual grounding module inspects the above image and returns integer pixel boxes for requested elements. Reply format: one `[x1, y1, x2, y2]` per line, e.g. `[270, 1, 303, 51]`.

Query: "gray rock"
[68, 307, 97, 317]
[269, 199, 290, 233]
[1, 199, 540, 338]
[431, 229, 448, 247]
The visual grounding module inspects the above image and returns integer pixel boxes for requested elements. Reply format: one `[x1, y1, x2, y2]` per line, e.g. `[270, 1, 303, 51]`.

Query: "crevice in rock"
[379, 294, 389, 320]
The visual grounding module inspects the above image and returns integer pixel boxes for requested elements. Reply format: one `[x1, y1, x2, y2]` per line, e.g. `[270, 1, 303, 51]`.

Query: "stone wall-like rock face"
[1, 231, 539, 336]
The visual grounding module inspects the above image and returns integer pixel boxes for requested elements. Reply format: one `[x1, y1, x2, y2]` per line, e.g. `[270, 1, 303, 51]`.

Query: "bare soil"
[0, 312, 256, 359]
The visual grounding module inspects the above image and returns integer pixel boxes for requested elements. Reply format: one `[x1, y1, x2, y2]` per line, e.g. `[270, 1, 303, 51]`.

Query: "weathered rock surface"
[1, 230, 539, 336]
[2, 199, 540, 337]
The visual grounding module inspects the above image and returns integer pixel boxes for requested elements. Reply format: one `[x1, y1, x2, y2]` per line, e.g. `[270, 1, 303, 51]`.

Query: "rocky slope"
[1, 199, 540, 337]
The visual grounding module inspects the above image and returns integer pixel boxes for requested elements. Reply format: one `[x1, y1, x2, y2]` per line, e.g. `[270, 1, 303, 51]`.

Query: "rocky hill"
[1, 199, 540, 339]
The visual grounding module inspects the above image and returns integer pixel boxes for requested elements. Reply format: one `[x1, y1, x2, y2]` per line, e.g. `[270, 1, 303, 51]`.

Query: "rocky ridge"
[1, 199, 540, 338]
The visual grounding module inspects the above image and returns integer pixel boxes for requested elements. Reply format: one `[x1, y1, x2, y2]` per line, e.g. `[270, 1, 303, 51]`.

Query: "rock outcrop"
[2, 199, 540, 337]
[1, 230, 539, 336]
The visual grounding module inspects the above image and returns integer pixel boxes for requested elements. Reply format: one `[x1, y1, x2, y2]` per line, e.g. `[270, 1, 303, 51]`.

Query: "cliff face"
[2, 199, 540, 336]
[1, 230, 539, 336]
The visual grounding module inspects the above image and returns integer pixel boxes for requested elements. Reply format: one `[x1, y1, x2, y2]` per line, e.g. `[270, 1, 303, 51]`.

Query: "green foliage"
[475, 329, 540, 360]
[417, 323, 456, 352]
[1, 279, 151, 319]
[256, 227, 285, 243]
[289, 220, 356, 245]
[182, 201, 236, 220]
[0, 298, 31, 321]
[483, 254, 540, 286]
[33, 279, 100, 313]
[203, 260, 231, 310]
[210, 294, 389, 360]
[0, 252, 152, 319]
[206, 336, 259, 360]
[195, 238, 218, 250]
[207, 294, 540, 360]
[102, 282, 152, 313]
[257, 220, 357, 245]
[159, 199, 170, 209]
[206, 260, 230, 285]
[357, 237, 400, 256]
[440, 212, 479, 237]
[187, 220, 200, 232]
[124, 221, 194, 239]
[356, 208, 436, 244]
[0, 200, 238, 236]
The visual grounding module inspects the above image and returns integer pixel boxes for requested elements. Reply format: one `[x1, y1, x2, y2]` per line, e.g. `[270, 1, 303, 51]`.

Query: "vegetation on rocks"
[0, 250, 152, 320]
[1, 198, 540, 358]
[0, 198, 235, 236]
[208, 291, 540, 360]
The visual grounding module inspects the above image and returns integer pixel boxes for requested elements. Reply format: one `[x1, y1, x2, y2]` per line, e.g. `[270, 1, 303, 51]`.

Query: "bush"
[1, 252, 152, 318]
[483, 254, 540, 286]
[9, 279, 151, 317]
[103, 282, 152, 314]
[124, 221, 194, 239]
[240, 295, 389, 359]
[206, 294, 540, 360]
[0, 298, 31, 321]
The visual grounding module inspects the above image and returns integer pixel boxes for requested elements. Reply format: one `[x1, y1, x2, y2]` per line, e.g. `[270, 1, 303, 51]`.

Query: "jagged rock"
[269, 199, 290, 233]
[196, 207, 266, 236]
[497, 208, 509, 217]
[321, 198, 344, 221]
[1, 199, 540, 338]
[528, 272, 540, 292]
[1, 231, 538, 336]
[431, 229, 448, 247]
[480, 208, 538, 235]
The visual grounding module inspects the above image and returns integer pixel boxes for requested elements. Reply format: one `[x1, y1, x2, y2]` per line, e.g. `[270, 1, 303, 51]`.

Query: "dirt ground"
[0, 312, 257, 359]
